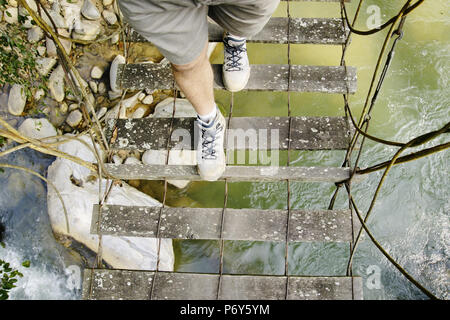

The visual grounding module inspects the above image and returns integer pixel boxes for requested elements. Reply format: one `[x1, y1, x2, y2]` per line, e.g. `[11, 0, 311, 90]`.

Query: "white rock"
[68, 103, 79, 111]
[4, 7, 18, 24]
[131, 106, 148, 119]
[108, 90, 122, 100]
[18, 118, 57, 141]
[66, 110, 83, 128]
[60, 102, 69, 114]
[138, 92, 146, 101]
[81, 0, 100, 20]
[48, 65, 65, 102]
[151, 97, 197, 118]
[7, 84, 26, 116]
[60, 0, 82, 32]
[96, 106, 107, 119]
[21, 15, 34, 28]
[34, 88, 45, 101]
[121, 91, 142, 110]
[72, 19, 101, 41]
[41, 6, 68, 29]
[27, 26, 44, 43]
[18, 0, 38, 14]
[112, 154, 123, 165]
[7, 0, 18, 7]
[88, 80, 98, 93]
[36, 45, 46, 56]
[142, 95, 154, 105]
[97, 82, 106, 94]
[46, 135, 174, 271]
[110, 32, 119, 45]
[124, 156, 141, 165]
[90, 66, 104, 79]
[102, 10, 117, 25]
[36, 57, 57, 77]
[110, 54, 126, 92]
[142, 149, 196, 189]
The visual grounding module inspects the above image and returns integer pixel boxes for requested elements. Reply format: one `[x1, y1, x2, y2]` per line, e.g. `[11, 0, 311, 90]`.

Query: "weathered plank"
[82, 270, 362, 300]
[129, 18, 349, 45]
[106, 116, 353, 151]
[91, 205, 352, 242]
[117, 63, 357, 93]
[103, 163, 356, 182]
[152, 272, 219, 300]
[82, 269, 154, 300]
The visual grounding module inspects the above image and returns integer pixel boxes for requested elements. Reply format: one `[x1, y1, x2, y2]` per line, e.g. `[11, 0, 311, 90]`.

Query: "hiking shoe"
[222, 33, 250, 92]
[196, 108, 226, 181]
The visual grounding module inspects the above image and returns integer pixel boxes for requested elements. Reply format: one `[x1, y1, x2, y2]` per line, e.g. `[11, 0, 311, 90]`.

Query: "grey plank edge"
[82, 270, 362, 300]
[102, 164, 362, 182]
[129, 17, 349, 45]
[90, 205, 352, 242]
[117, 64, 357, 94]
[106, 116, 353, 151]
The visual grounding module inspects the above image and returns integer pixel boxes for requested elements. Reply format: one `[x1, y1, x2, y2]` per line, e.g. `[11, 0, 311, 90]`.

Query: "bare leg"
[171, 41, 215, 117]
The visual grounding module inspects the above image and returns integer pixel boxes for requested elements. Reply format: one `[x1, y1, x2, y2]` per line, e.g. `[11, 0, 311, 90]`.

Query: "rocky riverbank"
[0, 0, 208, 271]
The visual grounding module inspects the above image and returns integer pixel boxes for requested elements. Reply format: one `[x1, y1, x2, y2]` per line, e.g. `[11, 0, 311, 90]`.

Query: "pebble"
[124, 157, 141, 165]
[103, 0, 114, 6]
[89, 80, 98, 93]
[132, 106, 148, 119]
[34, 88, 45, 101]
[66, 110, 83, 128]
[96, 106, 107, 119]
[36, 57, 57, 77]
[81, 0, 100, 20]
[48, 65, 65, 102]
[59, 102, 69, 114]
[142, 95, 154, 105]
[91, 66, 104, 79]
[8, 84, 26, 116]
[72, 19, 101, 41]
[97, 82, 106, 94]
[112, 154, 123, 165]
[68, 103, 79, 112]
[102, 10, 117, 25]
[4, 7, 18, 24]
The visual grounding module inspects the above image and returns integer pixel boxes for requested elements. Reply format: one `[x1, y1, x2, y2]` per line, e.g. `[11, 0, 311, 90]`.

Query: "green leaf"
[22, 261, 30, 268]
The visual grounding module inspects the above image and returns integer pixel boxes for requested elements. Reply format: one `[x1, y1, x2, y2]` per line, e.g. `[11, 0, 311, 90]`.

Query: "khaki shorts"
[117, 0, 280, 65]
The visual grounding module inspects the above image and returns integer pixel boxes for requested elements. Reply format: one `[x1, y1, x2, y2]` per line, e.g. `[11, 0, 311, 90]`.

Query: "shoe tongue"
[225, 37, 245, 47]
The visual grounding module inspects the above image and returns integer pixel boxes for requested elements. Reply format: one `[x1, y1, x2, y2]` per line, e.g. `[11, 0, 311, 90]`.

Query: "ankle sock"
[226, 32, 246, 42]
[198, 105, 217, 124]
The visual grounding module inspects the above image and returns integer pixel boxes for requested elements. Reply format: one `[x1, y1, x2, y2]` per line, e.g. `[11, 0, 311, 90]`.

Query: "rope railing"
[333, 0, 447, 300]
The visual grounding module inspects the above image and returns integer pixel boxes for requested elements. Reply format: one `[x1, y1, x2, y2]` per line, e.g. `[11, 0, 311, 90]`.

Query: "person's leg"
[209, 0, 280, 91]
[118, 0, 226, 181]
[171, 40, 215, 119]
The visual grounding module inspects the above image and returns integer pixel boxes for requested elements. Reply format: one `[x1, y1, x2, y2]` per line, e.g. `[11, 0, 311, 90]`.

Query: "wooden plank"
[91, 205, 352, 242]
[117, 63, 357, 94]
[82, 270, 362, 300]
[82, 269, 154, 300]
[219, 275, 287, 300]
[151, 272, 219, 300]
[109, 116, 353, 151]
[106, 116, 352, 151]
[103, 163, 355, 182]
[129, 18, 349, 45]
[287, 277, 355, 300]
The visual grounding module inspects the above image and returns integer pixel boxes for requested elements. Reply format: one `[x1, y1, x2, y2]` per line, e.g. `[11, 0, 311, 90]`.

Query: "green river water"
[139, 0, 449, 299]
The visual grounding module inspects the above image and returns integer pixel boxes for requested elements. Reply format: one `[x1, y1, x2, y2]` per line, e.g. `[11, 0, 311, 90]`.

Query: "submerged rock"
[46, 135, 174, 271]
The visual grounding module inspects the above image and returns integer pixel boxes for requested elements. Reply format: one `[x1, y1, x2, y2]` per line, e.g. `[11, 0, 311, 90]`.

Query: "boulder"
[46, 135, 174, 271]
[18, 118, 57, 141]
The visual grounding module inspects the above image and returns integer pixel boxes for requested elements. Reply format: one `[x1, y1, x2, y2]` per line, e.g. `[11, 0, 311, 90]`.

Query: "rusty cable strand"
[283, 0, 293, 299]
[216, 92, 234, 299]
[340, 0, 424, 36]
